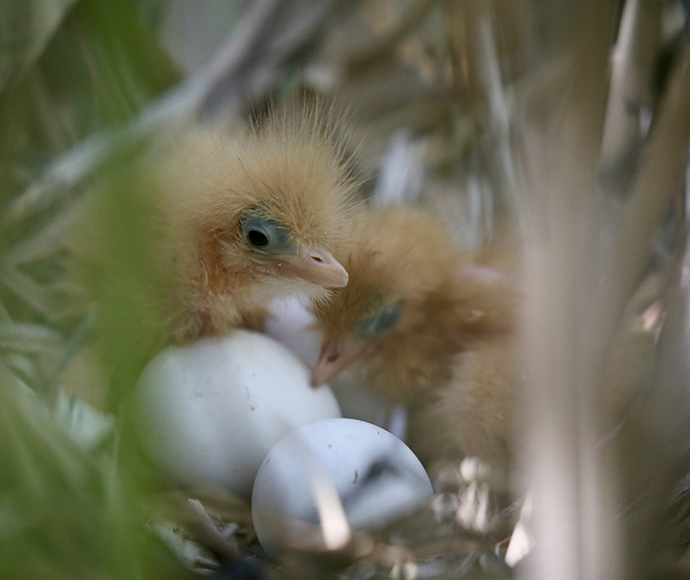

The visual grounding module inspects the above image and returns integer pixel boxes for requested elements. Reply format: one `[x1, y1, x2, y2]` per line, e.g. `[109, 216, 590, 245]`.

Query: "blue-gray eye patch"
[358, 300, 403, 338]
[240, 215, 294, 255]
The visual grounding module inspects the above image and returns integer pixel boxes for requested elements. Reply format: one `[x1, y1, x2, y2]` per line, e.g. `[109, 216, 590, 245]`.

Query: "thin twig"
[476, 15, 525, 234]
[600, 0, 663, 172]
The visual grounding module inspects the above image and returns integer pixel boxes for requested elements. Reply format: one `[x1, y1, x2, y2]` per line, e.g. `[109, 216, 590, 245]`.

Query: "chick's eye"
[358, 300, 403, 338]
[240, 215, 293, 255]
[247, 229, 269, 248]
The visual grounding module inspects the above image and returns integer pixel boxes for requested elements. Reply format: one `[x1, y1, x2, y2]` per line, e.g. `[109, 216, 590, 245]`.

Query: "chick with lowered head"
[310, 207, 520, 470]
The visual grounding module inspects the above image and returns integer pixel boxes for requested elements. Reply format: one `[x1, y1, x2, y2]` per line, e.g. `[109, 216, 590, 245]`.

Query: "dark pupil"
[247, 229, 269, 247]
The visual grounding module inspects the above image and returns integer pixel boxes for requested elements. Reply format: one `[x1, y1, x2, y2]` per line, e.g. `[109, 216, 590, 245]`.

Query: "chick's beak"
[266, 246, 348, 288]
[311, 336, 367, 386]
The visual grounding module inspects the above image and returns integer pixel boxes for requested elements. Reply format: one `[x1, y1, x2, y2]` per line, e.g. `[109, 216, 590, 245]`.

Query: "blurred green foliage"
[0, 0, 181, 393]
[0, 0, 337, 571]
[0, 1, 191, 577]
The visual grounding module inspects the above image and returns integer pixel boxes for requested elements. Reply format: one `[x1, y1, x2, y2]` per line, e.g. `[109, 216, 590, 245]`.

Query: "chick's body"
[408, 337, 519, 469]
[145, 108, 360, 342]
[311, 208, 520, 469]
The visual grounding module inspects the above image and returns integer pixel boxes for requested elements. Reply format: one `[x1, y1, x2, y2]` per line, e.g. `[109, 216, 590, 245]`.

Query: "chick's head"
[310, 208, 468, 401]
[310, 208, 520, 402]
[150, 107, 362, 339]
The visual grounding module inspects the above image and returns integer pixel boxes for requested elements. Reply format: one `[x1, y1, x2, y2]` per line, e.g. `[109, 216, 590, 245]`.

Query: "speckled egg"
[252, 418, 433, 554]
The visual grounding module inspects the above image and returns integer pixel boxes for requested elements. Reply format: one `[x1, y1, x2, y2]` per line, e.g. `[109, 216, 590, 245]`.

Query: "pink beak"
[310, 337, 367, 386]
[261, 246, 348, 288]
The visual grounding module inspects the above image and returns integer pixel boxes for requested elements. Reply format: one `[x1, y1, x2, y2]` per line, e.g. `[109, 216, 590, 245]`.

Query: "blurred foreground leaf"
[0, 364, 149, 580]
[0, 0, 79, 94]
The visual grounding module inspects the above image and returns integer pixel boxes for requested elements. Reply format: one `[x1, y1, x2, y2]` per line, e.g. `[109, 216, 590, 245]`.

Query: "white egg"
[133, 330, 342, 498]
[252, 418, 433, 555]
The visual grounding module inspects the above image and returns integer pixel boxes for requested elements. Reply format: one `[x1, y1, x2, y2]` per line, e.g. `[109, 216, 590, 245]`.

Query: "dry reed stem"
[605, 37, 690, 350]
[518, 1, 623, 579]
[520, 13, 690, 580]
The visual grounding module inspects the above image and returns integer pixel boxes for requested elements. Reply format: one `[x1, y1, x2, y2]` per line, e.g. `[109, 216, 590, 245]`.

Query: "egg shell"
[252, 418, 433, 555]
[133, 330, 342, 497]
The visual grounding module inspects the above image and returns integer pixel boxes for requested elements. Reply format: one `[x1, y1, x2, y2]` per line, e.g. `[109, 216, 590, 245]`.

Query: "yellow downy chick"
[144, 105, 362, 342]
[310, 207, 520, 469]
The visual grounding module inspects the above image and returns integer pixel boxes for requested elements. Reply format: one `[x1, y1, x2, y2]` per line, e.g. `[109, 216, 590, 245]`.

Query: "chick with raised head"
[310, 207, 520, 469]
[145, 106, 360, 342]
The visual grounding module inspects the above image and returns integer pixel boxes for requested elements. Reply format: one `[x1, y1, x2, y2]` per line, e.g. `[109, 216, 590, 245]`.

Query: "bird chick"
[310, 208, 520, 468]
[144, 106, 361, 342]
